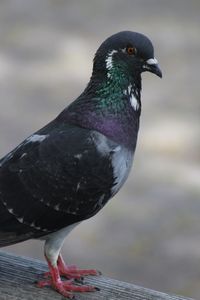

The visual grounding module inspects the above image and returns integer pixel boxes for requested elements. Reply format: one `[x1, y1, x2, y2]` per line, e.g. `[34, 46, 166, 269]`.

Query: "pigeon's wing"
[0, 199, 43, 247]
[0, 121, 116, 245]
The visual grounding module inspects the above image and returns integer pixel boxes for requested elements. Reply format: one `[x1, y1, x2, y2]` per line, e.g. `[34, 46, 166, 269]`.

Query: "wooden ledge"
[0, 251, 195, 300]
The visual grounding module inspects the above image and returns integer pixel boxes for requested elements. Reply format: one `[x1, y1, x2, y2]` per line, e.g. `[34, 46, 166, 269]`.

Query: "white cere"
[146, 58, 158, 65]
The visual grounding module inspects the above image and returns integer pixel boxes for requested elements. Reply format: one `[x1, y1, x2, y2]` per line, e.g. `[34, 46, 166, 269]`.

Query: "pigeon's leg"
[37, 228, 99, 298]
[37, 255, 98, 298]
[43, 254, 101, 279]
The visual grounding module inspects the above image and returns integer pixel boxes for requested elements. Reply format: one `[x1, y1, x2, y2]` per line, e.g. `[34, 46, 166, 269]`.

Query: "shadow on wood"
[0, 251, 195, 300]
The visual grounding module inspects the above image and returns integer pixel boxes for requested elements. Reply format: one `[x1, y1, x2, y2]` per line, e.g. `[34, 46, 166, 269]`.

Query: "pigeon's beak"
[143, 58, 162, 78]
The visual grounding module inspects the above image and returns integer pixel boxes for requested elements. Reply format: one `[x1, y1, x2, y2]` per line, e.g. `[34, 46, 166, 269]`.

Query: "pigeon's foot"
[43, 255, 101, 280]
[37, 255, 100, 298]
[57, 255, 101, 279]
[37, 278, 98, 298]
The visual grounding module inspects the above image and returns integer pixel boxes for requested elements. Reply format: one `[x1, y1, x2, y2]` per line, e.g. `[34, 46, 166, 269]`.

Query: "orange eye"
[126, 46, 137, 55]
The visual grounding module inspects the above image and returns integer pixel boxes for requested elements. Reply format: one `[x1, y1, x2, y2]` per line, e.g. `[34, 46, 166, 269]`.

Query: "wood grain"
[0, 251, 195, 300]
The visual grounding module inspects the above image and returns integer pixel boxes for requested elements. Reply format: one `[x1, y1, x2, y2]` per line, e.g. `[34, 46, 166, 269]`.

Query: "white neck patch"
[105, 50, 118, 78]
[124, 84, 140, 111]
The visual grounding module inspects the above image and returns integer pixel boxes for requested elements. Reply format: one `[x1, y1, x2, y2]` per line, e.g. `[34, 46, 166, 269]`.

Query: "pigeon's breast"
[91, 131, 134, 197]
[111, 145, 133, 195]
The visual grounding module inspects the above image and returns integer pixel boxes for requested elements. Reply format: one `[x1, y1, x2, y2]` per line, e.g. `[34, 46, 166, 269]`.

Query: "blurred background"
[0, 0, 200, 298]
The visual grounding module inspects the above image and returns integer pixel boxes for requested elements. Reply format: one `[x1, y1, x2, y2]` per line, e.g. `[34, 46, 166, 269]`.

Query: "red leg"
[37, 255, 99, 298]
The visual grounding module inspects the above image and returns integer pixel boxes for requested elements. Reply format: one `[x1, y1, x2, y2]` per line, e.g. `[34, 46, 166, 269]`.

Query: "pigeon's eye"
[126, 46, 137, 55]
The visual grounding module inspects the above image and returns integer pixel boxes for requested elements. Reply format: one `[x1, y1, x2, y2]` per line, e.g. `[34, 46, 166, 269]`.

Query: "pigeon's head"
[93, 31, 162, 80]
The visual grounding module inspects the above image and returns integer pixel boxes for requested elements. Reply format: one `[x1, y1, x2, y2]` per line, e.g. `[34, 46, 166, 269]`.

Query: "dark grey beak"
[143, 58, 162, 78]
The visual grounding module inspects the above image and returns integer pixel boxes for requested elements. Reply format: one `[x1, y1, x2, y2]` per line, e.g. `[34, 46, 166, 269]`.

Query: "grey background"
[0, 0, 200, 298]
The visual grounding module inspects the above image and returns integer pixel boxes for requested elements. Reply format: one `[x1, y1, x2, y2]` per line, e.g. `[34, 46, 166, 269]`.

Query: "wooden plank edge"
[0, 250, 196, 300]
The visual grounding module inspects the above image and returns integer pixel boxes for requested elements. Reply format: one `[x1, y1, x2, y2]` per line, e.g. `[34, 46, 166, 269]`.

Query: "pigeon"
[0, 31, 162, 298]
